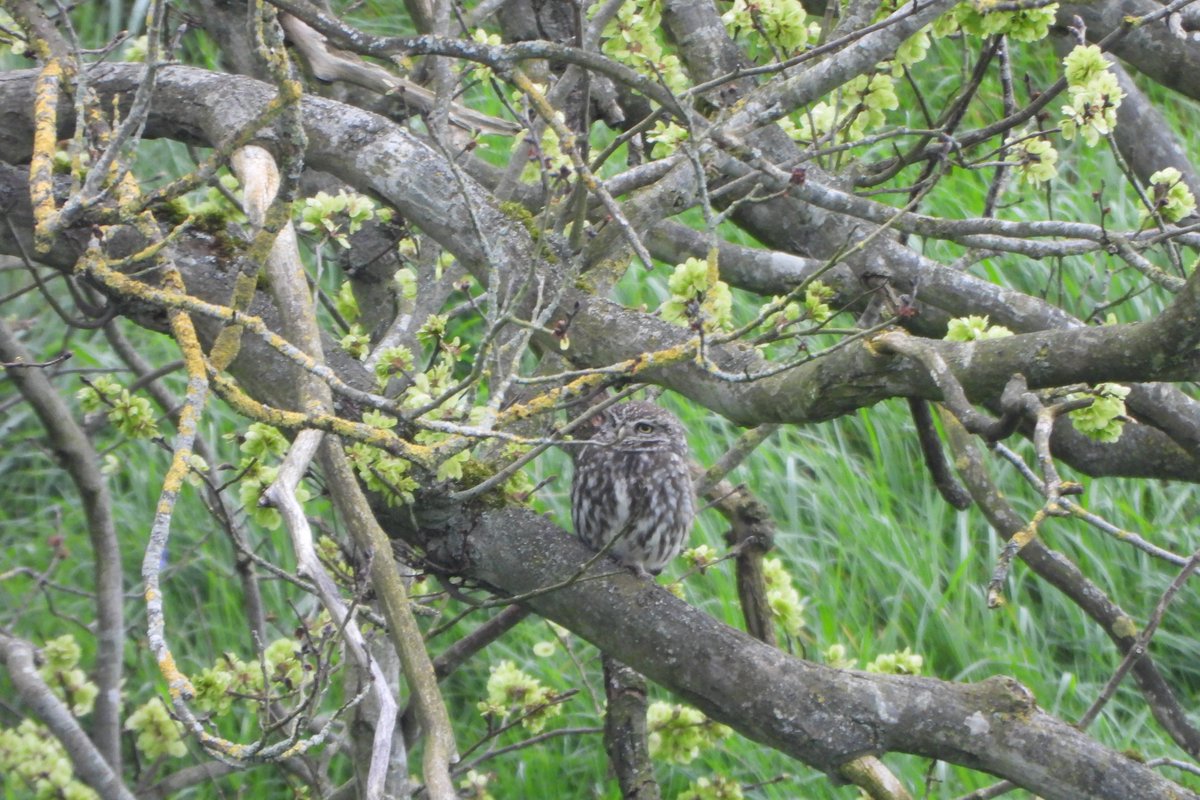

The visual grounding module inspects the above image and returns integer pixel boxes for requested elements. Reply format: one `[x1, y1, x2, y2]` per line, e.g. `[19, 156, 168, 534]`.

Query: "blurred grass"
[1, 4, 1199, 799]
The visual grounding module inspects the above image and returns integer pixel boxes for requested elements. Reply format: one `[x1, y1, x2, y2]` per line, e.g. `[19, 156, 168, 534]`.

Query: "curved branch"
[0, 320, 124, 771]
[389, 502, 1197, 800]
[1, 67, 1198, 485]
[0, 634, 136, 800]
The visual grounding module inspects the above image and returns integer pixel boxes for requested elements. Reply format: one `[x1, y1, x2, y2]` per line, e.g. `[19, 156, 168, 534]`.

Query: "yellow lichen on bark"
[210, 372, 435, 467]
[30, 59, 63, 252]
[499, 340, 697, 426]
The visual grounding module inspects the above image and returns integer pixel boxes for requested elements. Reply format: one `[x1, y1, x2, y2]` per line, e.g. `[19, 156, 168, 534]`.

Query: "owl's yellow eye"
[634, 422, 654, 434]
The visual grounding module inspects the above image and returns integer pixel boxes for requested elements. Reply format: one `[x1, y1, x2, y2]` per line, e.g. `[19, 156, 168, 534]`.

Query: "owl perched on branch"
[570, 402, 696, 577]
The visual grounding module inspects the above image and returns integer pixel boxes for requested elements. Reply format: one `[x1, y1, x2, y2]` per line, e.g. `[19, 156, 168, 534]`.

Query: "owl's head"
[588, 401, 688, 455]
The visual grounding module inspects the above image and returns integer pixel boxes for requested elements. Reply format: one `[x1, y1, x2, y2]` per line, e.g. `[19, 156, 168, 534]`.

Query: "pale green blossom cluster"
[124, 700, 187, 760]
[646, 701, 731, 764]
[39, 636, 98, 717]
[192, 636, 308, 718]
[593, 1, 688, 96]
[0, 8, 29, 55]
[337, 242, 417, 361]
[661, 257, 734, 331]
[477, 660, 563, 733]
[875, 0, 934, 75]
[524, 110, 573, 180]
[345, 411, 420, 506]
[229, 422, 312, 529]
[0, 719, 99, 799]
[683, 543, 720, 570]
[1069, 383, 1130, 443]
[865, 646, 924, 675]
[468, 28, 502, 85]
[341, 263, 478, 490]
[933, 2, 1058, 42]
[647, 120, 690, 154]
[944, 314, 1014, 342]
[77, 375, 160, 439]
[824, 643, 925, 674]
[678, 774, 744, 800]
[1144, 167, 1197, 223]
[760, 281, 835, 333]
[1006, 128, 1059, 186]
[458, 768, 496, 800]
[1059, 45, 1124, 146]
[763, 556, 807, 636]
[791, 72, 899, 145]
[823, 643, 856, 669]
[721, 0, 820, 58]
[297, 190, 393, 249]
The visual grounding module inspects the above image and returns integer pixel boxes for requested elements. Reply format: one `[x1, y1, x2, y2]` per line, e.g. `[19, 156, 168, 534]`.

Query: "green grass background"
[1, 2, 1199, 798]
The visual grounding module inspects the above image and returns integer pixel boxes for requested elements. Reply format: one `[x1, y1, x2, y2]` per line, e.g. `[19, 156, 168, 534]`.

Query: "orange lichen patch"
[276, 738, 314, 759]
[156, 651, 196, 697]
[210, 372, 434, 468]
[500, 341, 696, 427]
[30, 59, 63, 252]
[161, 453, 193, 496]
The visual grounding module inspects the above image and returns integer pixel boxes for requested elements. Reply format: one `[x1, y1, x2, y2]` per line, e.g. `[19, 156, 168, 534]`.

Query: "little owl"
[570, 401, 695, 577]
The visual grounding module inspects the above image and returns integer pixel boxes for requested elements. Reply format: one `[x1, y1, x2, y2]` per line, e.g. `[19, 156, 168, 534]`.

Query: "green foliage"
[339, 323, 371, 360]
[865, 647, 925, 675]
[721, 0, 817, 58]
[524, 114, 573, 179]
[191, 636, 312, 723]
[593, 1, 688, 96]
[646, 702, 732, 765]
[678, 774, 744, 800]
[77, 376, 160, 439]
[762, 556, 807, 637]
[1069, 383, 1130, 443]
[346, 412, 419, 506]
[823, 643, 856, 669]
[393, 267, 418, 301]
[374, 345, 415, 390]
[0, 8, 29, 56]
[1007, 129, 1059, 185]
[230, 424, 310, 529]
[803, 282, 834, 325]
[239, 422, 289, 461]
[648, 120, 691, 155]
[38, 635, 98, 717]
[661, 257, 734, 331]
[791, 72, 900, 145]
[1059, 45, 1124, 146]
[938, 2, 1057, 42]
[944, 315, 1014, 341]
[0, 719, 99, 800]
[296, 189, 393, 248]
[335, 280, 360, 323]
[122, 34, 149, 62]
[170, 173, 248, 229]
[458, 769, 496, 800]
[1144, 167, 1197, 223]
[477, 660, 564, 733]
[125, 700, 187, 760]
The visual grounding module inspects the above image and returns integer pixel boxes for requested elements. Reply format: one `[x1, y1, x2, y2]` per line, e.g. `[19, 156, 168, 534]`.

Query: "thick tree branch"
[388, 502, 1197, 800]
[1, 66, 1198, 484]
